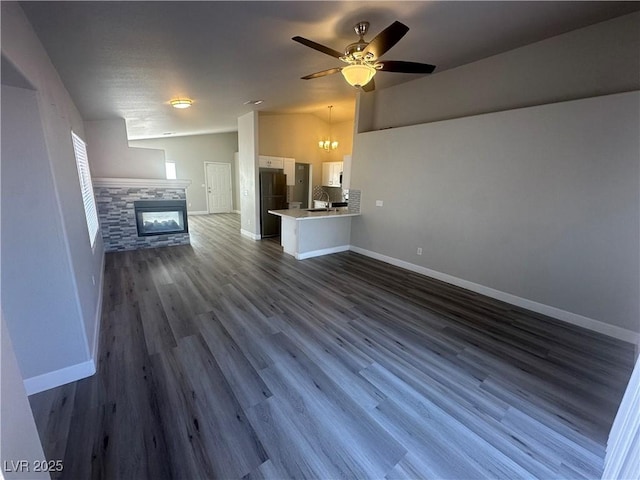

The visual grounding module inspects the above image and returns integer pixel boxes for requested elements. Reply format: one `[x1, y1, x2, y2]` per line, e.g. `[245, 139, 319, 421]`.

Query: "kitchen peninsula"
[268, 208, 360, 260]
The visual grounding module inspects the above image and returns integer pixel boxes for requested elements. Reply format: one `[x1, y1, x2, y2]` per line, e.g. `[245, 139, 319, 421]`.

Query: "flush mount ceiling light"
[244, 99, 264, 105]
[170, 98, 193, 109]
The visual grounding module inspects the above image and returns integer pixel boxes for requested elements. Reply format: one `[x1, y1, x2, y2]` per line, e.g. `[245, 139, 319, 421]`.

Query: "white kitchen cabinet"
[259, 155, 284, 169]
[260, 155, 295, 185]
[283, 157, 295, 186]
[322, 161, 343, 187]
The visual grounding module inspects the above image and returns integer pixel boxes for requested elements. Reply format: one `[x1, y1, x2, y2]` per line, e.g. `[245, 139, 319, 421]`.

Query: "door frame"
[307, 164, 313, 208]
[204, 162, 232, 214]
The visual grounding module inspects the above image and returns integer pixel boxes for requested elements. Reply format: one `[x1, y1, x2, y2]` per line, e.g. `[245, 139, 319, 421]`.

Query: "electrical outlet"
[417, 247, 423, 255]
[375, 200, 383, 207]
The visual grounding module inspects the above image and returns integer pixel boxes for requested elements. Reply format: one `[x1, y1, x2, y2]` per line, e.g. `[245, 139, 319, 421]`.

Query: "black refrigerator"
[260, 171, 287, 238]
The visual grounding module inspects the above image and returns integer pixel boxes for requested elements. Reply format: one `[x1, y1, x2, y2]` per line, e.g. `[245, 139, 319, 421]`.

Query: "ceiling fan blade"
[362, 77, 375, 92]
[292, 36, 343, 59]
[377, 60, 436, 74]
[362, 21, 409, 59]
[301, 67, 343, 80]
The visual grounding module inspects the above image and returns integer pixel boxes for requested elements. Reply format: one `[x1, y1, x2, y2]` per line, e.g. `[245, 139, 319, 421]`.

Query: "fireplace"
[134, 200, 188, 237]
[94, 177, 192, 251]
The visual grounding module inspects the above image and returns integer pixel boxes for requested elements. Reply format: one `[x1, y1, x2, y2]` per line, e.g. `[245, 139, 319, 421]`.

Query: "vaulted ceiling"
[20, 1, 640, 139]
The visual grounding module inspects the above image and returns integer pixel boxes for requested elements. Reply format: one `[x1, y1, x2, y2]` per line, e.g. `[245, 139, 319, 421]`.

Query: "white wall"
[1, 313, 49, 479]
[129, 132, 239, 212]
[367, 12, 640, 132]
[233, 152, 240, 212]
[2, 84, 90, 376]
[85, 118, 165, 179]
[1, 2, 104, 392]
[238, 111, 260, 238]
[603, 354, 640, 479]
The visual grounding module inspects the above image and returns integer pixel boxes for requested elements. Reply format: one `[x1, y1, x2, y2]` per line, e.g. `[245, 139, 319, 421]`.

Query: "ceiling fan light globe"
[341, 64, 376, 88]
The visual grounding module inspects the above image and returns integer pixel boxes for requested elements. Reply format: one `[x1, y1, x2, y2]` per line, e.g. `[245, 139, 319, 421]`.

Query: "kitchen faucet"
[320, 190, 331, 210]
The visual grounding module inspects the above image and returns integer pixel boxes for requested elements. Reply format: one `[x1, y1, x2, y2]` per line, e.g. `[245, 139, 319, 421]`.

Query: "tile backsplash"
[347, 189, 361, 213]
[313, 186, 345, 203]
[311, 185, 361, 213]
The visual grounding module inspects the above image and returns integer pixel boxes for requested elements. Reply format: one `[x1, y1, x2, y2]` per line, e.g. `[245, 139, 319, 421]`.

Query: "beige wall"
[258, 113, 354, 189]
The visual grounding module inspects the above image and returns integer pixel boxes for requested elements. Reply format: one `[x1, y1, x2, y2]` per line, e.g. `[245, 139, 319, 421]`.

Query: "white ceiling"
[20, 1, 640, 140]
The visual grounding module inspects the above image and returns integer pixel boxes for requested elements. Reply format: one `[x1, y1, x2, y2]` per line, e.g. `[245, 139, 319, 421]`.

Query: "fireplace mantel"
[93, 177, 192, 189]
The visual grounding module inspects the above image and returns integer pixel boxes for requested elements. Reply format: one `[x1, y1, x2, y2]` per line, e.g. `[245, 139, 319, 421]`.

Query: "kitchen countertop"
[268, 208, 361, 221]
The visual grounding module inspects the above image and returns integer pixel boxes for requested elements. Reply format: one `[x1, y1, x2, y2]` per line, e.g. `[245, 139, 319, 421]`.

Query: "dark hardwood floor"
[29, 213, 635, 479]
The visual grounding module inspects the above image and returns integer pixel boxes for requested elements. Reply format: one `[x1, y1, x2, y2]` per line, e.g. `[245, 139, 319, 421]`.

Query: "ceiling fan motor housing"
[342, 21, 377, 63]
[342, 42, 372, 62]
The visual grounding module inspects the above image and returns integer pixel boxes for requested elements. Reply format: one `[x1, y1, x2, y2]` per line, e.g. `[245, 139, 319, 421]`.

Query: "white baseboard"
[24, 360, 96, 395]
[349, 246, 639, 344]
[233, 210, 241, 214]
[240, 229, 261, 240]
[297, 245, 350, 260]
[188, 210, 209, 216]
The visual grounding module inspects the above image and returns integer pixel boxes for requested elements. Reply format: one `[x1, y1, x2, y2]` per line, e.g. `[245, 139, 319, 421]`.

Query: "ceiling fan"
[292, 20, 436, 92]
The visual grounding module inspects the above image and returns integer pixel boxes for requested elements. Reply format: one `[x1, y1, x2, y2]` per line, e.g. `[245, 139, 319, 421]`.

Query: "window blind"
[71, 131, 99, 248]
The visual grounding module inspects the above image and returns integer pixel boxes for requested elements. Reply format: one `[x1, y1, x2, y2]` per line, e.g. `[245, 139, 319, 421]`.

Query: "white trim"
[296, 245, 350, 260]
[188, 210, 209, 216]
[24, 360, 96, 395]
[241, 229, 261, 240]
[349, 246, 640, 344]
[91, 251, 105, 361]
[603, 357, 640, 479]
[92, 177, 191, 189]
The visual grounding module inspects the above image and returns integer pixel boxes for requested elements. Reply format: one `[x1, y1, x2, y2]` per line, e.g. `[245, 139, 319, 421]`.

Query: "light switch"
[375, 200, 383, 207]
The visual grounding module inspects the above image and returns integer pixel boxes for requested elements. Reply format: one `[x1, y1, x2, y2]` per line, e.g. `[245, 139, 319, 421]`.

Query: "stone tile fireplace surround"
[93, 177, 192, 252]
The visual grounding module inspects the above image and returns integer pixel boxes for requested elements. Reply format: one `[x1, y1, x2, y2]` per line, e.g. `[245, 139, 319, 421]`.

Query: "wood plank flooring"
[29, 213, 636, 479]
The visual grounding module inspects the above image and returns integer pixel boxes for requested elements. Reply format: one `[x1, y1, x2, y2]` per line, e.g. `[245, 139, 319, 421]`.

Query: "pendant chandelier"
[319, 105, 338, 151]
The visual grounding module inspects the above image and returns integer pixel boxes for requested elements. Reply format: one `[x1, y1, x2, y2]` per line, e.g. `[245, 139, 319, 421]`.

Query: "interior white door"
[205, 162, 232, 213]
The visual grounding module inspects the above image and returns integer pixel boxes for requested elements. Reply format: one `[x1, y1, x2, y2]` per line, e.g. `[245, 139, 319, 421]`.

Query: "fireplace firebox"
[134, 200, 188, 237]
